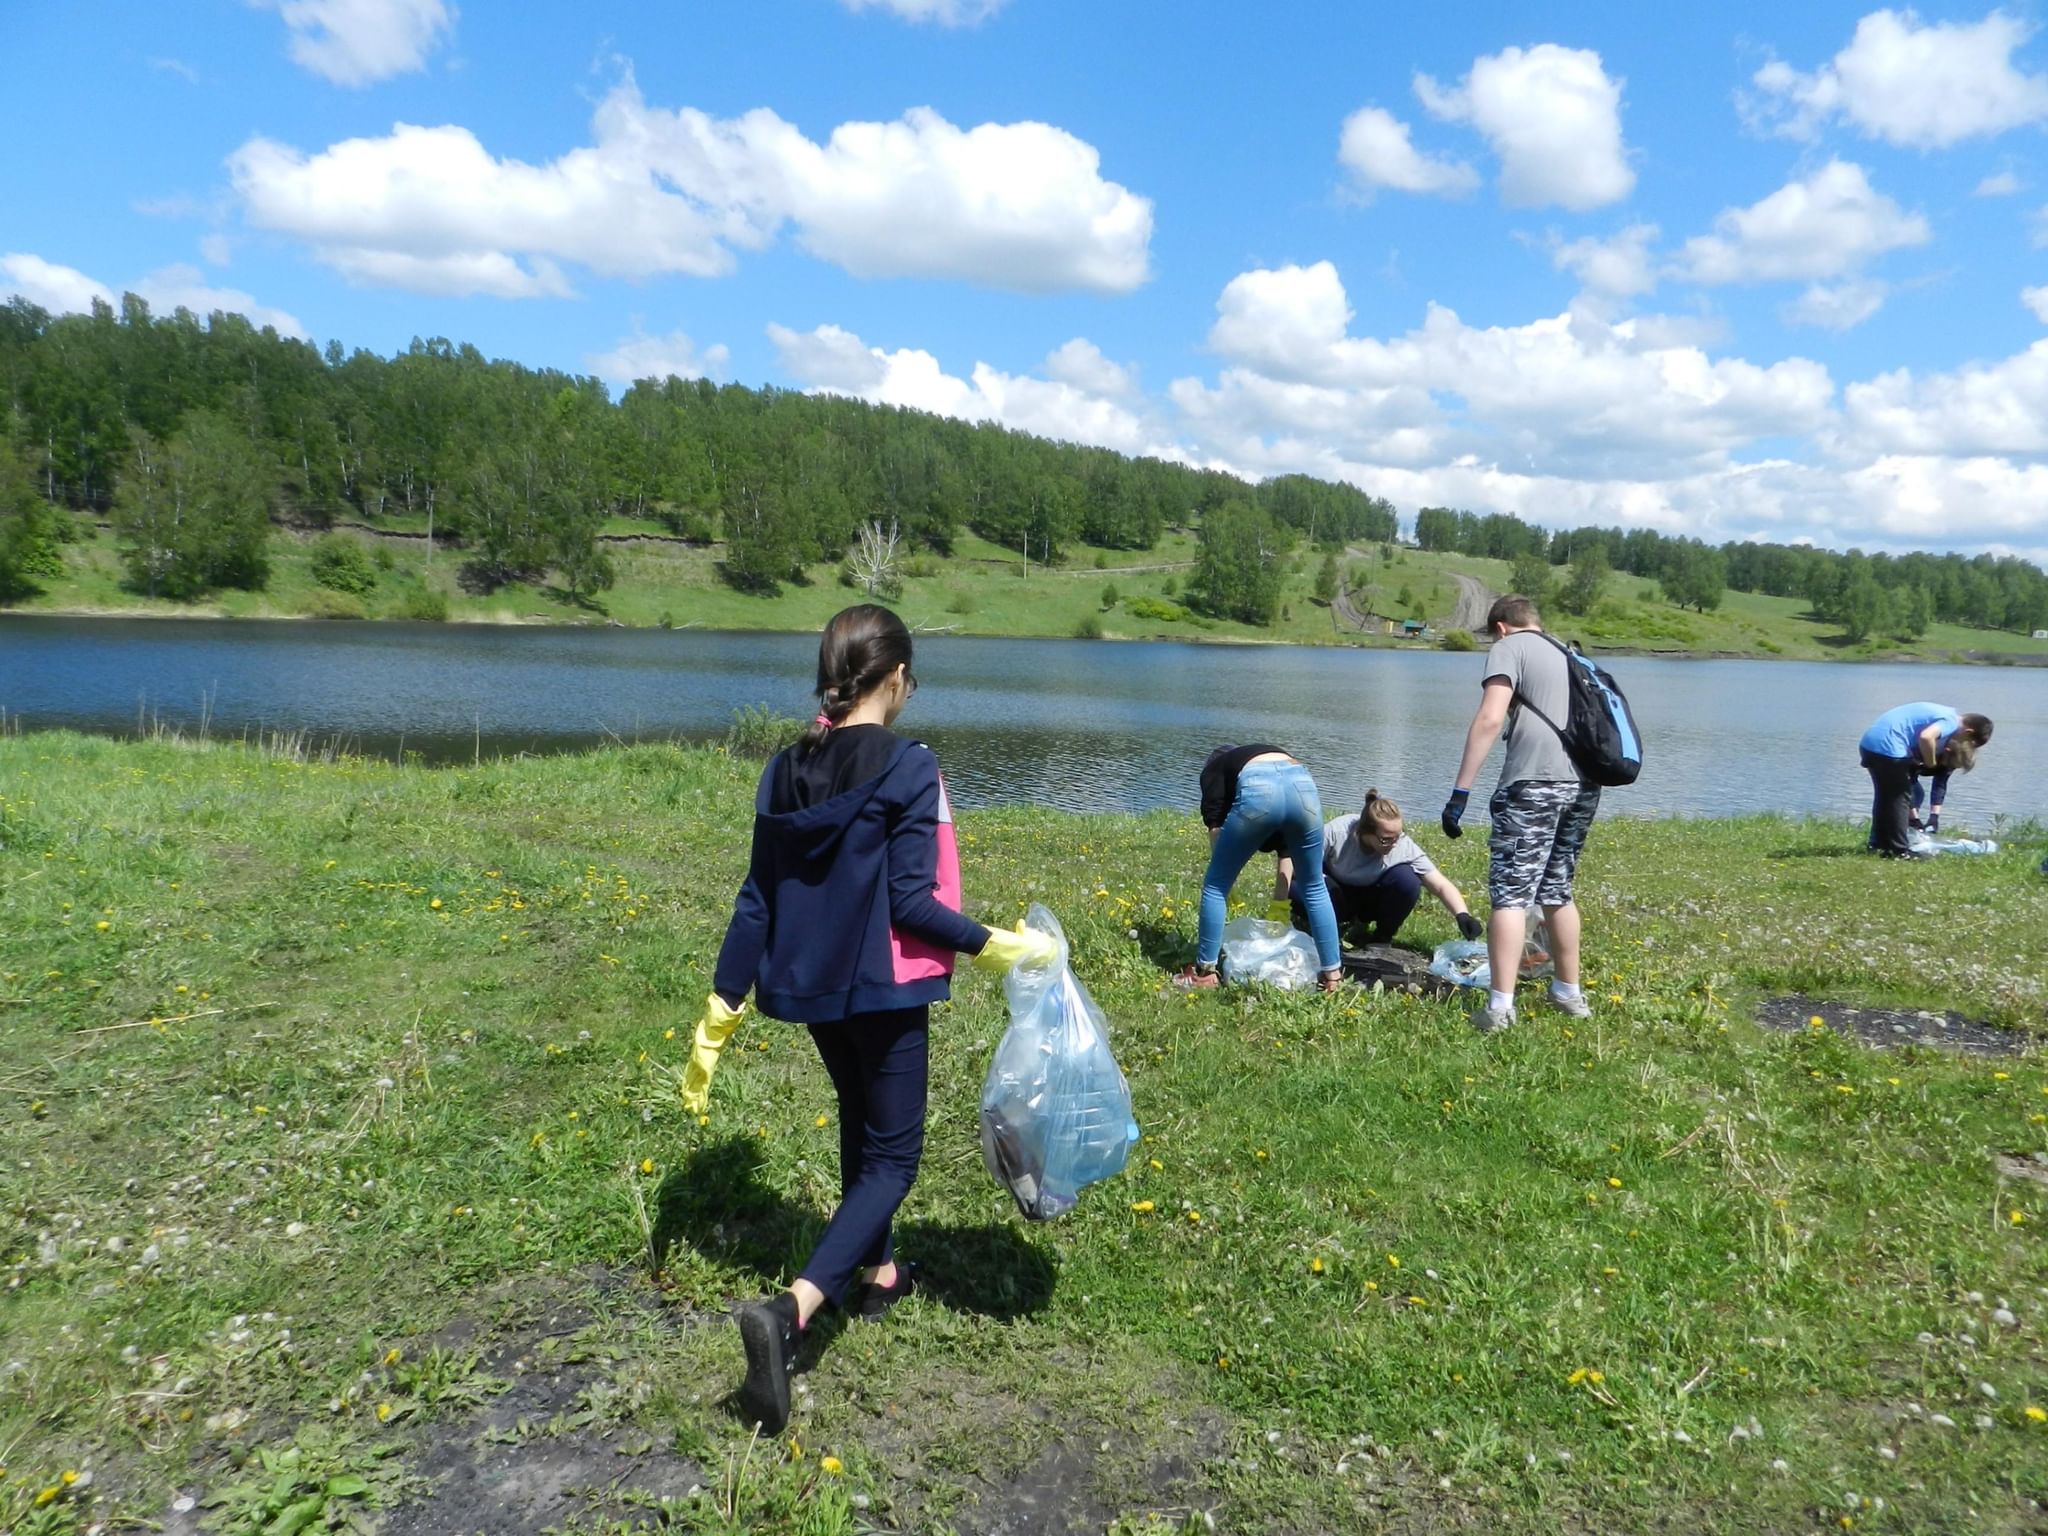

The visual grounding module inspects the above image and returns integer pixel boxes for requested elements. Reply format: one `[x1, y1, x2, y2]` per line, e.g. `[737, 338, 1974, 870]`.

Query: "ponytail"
[1361, 787, 1402, 824]
[799, 604, 915, 755]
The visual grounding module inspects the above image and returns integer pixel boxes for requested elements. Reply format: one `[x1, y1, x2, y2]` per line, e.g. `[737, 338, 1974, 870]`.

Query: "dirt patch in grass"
[1756, 995, 2034, 1057]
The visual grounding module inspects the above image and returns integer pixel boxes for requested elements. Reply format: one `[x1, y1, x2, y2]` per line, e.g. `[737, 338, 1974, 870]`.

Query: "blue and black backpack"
[1511, 634, 1644, 788]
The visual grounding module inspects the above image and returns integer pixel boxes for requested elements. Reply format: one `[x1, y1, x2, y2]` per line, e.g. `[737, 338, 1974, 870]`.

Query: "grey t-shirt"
[1322, 815, 1439, 887]
[1484, 630, 1582, 787]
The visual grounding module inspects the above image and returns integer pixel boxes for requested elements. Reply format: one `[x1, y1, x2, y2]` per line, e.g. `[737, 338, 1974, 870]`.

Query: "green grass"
[3, 732, 2046, 1532]
[17, 517, 2048, 664]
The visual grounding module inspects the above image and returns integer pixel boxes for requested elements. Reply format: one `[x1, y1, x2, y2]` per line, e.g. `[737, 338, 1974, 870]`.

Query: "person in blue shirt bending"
[1857, 703, 1994, 857]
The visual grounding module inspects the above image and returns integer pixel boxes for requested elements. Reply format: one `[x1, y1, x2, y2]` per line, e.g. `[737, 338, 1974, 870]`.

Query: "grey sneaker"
[1469, 1002, 1516, 1034]
[1546, 988, 1593, 1019]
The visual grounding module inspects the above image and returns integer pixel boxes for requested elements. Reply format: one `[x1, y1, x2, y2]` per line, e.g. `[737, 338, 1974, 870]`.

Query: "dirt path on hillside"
[1445, 571, 1492, 631]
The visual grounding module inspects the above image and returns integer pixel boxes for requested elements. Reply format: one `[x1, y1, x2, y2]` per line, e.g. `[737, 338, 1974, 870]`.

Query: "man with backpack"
[1440, 594, 1623, 1033]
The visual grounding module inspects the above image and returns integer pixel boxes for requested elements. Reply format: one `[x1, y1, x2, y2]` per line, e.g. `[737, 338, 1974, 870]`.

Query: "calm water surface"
[4, 616, 2043, 824]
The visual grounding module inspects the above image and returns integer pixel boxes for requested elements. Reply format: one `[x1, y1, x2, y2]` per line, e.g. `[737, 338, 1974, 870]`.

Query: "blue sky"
[7, 0, 2048, 557]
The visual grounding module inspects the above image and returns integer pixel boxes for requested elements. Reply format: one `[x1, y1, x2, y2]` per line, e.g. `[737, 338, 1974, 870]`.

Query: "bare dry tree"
[848, 516, 903, 600]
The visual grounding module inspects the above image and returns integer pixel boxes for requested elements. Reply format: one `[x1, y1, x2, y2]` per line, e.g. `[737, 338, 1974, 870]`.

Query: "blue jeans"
[1197, 761, 1342, 971]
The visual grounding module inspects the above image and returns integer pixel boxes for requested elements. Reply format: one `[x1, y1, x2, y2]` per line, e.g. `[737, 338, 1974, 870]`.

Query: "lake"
[4, 615, 2044, 826]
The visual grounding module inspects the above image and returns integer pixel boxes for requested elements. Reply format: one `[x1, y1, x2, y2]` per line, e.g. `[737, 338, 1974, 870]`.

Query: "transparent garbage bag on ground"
[1219, 916, 1321, 990]
[979, 904, 1139, 1221]
[1427, 916, 1555, 990]
[1906, 829, 1998, 856]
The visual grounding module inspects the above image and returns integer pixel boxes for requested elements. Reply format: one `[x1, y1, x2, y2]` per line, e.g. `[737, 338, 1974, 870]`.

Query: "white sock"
[1550, 980, 1583, 1002]
[1488, 989, 1515, 1013]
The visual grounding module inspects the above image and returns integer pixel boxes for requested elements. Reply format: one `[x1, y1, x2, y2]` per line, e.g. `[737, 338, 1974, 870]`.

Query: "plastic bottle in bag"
[979, 904, 1139, 1221]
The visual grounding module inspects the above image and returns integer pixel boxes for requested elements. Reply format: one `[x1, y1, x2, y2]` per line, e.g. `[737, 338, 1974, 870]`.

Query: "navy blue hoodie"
[713, 728, 991, 1023]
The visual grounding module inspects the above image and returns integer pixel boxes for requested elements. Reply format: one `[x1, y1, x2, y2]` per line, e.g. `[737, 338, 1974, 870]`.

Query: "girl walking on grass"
[680, 604, 1055, 1435]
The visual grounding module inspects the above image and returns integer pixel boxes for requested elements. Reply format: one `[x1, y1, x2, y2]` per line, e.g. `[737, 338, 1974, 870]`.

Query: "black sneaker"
[734, 1292, 800, 1433]
[849, 1260, 920, 1322]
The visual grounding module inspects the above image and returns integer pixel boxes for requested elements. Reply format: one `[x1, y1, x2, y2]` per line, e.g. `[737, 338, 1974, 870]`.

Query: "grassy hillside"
[16, 512, 2048, 664]
[2, 733, 2045, 1534]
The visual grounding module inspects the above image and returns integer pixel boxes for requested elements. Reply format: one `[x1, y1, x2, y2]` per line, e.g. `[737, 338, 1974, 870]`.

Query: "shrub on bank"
[1439, 627, 1475, 651]
[309, 534, 378, 596]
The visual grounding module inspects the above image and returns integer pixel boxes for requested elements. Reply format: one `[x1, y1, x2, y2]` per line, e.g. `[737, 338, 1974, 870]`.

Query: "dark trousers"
[1862, 749, 1918, 857]
[1294, 863, 1424, 944]
[799, 1007, 928, 1307]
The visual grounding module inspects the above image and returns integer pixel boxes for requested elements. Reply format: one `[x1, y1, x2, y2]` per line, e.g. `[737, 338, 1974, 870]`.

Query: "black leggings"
[799, 1007, 928, 1307]
[1293, 863, 1424, 944]
[1862, 749, 1919, 857]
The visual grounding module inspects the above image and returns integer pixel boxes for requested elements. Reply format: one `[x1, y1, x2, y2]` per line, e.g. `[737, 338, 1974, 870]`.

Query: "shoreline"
[8, 601, 2048, 666]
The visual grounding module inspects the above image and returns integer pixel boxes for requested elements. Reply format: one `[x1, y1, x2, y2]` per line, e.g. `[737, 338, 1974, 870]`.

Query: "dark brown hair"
[800, 604, 914, 754]
[1485, 594, 1541, 632]
[1958, 712, 1994, 746]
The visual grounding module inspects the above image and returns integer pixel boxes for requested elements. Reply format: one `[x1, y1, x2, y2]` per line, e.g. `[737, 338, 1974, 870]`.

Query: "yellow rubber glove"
[1265, 898, 1293, 923]
[679, 994, 745, 1114]
[972, 922, 1060, 974]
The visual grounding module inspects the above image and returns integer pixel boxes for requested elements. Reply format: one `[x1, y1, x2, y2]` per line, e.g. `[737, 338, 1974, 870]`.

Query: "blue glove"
[1441, 789, 1470, 840]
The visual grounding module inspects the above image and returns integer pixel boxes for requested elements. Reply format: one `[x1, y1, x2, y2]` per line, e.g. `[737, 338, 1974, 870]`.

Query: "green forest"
[3, 292, 2046, 644]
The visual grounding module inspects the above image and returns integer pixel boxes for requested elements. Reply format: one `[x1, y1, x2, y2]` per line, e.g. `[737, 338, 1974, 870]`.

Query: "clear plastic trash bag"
[979, 904, 1139, 1221]
[1219, 916, 1322, 990]
[1428, 916, 1554, 990]
[1907, 829, 1998, 856]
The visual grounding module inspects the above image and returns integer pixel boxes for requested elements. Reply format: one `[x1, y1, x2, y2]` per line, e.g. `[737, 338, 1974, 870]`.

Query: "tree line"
[1, 293, 2039, 637]
[0, 294, 1395, 609]
[1418, 506, 2048, 640]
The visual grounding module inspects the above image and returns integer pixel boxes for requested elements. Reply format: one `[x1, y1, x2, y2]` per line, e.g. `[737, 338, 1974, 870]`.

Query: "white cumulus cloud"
[1192, 260, 1833, 481]
[1, 253, 115, 314]
[1748, 7, 2048, 148]
[1679, 161, 1927, 284]
[1976, 170, 2023, 196]
[1337, 106, 1478, 198]
[2024, 284, 2048, 321]
[1550, 223, 1660, 298]
[1415, 44, 1634, 209]
[769, 323, 1169, 456]
[586, 327, 730, 390]
[1842, 341, 2048, 456]
[251, 0, 455, 87]
[838, 0, 1007, 23]
[229, 74, 1152, 298]
[1782, 278, 1890, 330]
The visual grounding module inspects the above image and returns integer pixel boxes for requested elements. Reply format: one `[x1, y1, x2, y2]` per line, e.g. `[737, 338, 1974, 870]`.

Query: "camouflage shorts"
[1488, 780, 1601, 910]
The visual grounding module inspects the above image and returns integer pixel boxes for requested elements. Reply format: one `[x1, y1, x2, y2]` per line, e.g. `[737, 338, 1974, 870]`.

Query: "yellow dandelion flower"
[1148, 1158, 1163, 1171]
[1607, 1177, 1623, 1188]
[95, 920, 110, 931]
[821, 1455, 844, 1474]
[639, 1158, 655, 1175]
[1386, 1253, 1401, 1268]
[2012, 1210, 2027, 1225]
[35, 1486, 58, 1506]
[60, 1470, 78, 1485]
[788, 1438, 802, 1461]
[1186, 1209, 1202, 1224]
[1216, 1356, 1230, 1370]
[816, 1114, 830, 1128]
[1993, 1071, 2010, 1081]
[376, 1402, 393, 1422]
[1886, 1077, 1900, 1086]
[429, 898, 442, 910]
[1131, 1200, 1155, 1213]
[383, 1348, 401, 1365]
[1808, 1015, 1824, 1028]
[1310, 1256, 1325, 1274]
[664, 1028, 676, 1040]
[2024, 1406, 2046, 1423]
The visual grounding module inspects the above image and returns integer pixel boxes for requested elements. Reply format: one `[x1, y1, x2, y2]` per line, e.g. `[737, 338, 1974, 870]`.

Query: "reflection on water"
[3, 615, 2043, 825]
